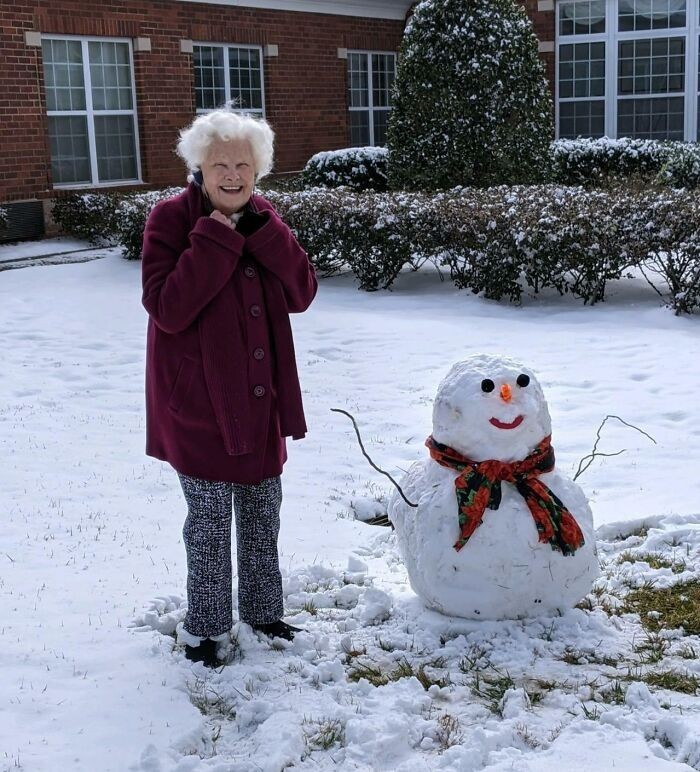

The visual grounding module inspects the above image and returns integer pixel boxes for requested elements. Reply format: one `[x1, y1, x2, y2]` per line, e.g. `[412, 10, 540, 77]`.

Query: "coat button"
[253, 348, 265, 360]
[244, 266, 256, 278]
[253, 385, 266, 398]
[250, 304, 261, 317]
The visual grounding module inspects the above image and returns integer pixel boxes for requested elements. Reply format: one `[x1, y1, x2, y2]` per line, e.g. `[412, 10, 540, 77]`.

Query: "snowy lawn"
[1, 248, 699, 772]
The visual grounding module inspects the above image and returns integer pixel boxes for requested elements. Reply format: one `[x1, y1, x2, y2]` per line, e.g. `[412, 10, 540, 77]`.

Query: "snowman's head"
[432, 354, 551, 463]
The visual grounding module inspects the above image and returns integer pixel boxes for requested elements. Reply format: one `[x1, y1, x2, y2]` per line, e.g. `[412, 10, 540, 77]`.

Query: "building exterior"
[6, 1, 696, 236]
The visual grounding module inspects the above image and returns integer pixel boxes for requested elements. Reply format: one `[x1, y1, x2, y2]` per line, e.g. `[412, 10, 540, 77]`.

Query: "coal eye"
[481, 379, 495, 393]
[517, 374, 530, 387]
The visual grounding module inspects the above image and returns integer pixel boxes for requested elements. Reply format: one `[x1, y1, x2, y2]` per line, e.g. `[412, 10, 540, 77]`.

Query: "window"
[193, 45, 264, 115]
[556, 0, 700, 140]
[347, 52, 396, 146]
[42, 37, 140, 186]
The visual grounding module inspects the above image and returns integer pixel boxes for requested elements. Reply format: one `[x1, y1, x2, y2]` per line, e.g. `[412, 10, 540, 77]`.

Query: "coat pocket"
[168, 357, 196, 414]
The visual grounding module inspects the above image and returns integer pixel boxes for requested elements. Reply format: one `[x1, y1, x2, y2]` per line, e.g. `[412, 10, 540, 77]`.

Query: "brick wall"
[0, 0, 405, 202]
[0, 1, 554, 204]
[520, 0, 556, 86]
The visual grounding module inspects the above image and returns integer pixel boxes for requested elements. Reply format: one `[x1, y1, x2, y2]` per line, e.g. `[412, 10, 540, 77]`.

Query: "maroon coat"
[141, 183, 317, 484]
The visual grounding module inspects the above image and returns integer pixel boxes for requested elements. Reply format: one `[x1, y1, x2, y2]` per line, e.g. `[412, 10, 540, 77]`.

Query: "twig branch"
[331, 408, 418, 508]
[574, 414, 657, 481]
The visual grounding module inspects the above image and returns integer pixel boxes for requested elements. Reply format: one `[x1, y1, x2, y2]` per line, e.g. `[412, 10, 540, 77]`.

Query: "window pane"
[372, 54, 396, 108]
[559, 99, 605, 138]
[94, 114, 137, 181]
[617, 96, 684, 139]
[89, 42, 132, 110]
[618, 0, 686, 32]
[617, 37, 685, 95]
[373, 110, 390, 146]
[558, 41, 605, 100]
[349, 110, 370, 146]
[48, 115, 91, 184]
[194, 45, 226, 110]
[559, 1, 606, 35]
[228, 47, 263, 111]
[348, 53, 368, 108]
[42, 39, 86, 111]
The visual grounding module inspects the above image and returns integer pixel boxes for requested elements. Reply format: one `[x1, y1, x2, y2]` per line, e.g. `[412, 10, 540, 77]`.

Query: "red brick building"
[0, 0, 559, 236]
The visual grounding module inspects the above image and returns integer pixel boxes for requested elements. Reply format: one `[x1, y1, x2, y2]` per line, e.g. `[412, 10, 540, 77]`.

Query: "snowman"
[388, 354, 599, 620]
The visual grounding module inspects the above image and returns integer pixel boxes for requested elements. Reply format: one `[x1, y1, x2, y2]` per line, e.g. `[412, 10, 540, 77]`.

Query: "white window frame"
[42, 34, 142, 189]
[192, 42, 266, 116]
[347, 49, 396, 146]
[555, 0, 700, 140]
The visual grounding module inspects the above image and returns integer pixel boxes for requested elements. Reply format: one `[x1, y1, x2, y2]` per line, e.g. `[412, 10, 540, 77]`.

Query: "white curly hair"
[176, 108, 275, 180]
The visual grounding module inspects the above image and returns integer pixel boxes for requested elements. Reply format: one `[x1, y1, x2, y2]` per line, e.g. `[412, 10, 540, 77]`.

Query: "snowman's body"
[388, 354, 599, 620]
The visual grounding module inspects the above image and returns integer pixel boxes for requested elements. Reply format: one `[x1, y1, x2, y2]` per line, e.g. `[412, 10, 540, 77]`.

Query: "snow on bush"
[302, 147, 388, 191]
[551, 137, 700, 189]
[387, 0, 552, 190]
[0, 206, 8, 232]
[52, 185, 700, 314]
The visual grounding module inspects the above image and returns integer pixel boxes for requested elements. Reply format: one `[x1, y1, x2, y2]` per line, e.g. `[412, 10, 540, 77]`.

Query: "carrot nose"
[500, 383, 512, 402]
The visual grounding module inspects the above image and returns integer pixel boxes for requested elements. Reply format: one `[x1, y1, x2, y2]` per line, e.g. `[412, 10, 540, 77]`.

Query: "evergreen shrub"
[302, 147, 389, 191]
[387, 0, 553, 190]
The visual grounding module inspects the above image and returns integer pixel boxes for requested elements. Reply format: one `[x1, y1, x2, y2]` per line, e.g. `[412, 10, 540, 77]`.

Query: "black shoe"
[253, 620, 302, 641]
[184, 638, 219, 667]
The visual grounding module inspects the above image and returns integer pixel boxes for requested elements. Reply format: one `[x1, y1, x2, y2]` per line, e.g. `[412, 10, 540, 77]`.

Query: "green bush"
[387, 0, 552, 190]
[302, 147, 389, 191]
[51, 193, 117, 244]
[52, 185, 700, 314]
[550, 138, 670, 187]
[0, 206, 8, 233]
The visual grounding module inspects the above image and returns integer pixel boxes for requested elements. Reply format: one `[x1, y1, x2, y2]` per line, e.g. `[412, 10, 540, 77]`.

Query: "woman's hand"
[209, 210, 235, 229]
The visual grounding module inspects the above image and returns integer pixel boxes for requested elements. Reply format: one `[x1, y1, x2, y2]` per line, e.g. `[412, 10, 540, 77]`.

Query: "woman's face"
[200, 138, 256, 215]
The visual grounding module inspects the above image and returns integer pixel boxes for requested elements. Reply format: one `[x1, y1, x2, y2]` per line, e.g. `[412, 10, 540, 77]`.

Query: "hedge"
[303, 138, 700, 191]
[302, 147, 389, 191]
[52, 185, 700, 314]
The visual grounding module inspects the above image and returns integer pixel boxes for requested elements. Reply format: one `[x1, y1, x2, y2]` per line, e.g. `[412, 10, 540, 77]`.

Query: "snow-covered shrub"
[112, 188, 182, 260]
[657, 143, 700, 189]
[0, 206, 8, 232]
[550, 138, 671, 187]
[51, 192, 117, 244]
[387, 0, 552, 190]
[302, 147, 389, 191]
[634, 189, 700, 315]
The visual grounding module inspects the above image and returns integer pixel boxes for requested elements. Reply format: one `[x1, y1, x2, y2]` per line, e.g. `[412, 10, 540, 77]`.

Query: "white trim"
[539, 41, 555, 52]
[174, 0, 411, 19]
[181, 39, 194, 54]
[192, 42, 266, 116]
[538, 1, 555, 11]
[263, 43, 279, 57]
[42, 34, 143, 187]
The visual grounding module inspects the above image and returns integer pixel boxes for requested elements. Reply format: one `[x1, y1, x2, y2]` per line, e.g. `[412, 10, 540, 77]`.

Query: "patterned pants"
[177, 473, 284, 638]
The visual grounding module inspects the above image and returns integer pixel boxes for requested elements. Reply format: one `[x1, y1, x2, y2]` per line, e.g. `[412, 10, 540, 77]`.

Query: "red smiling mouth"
[489, 415, 524, 430]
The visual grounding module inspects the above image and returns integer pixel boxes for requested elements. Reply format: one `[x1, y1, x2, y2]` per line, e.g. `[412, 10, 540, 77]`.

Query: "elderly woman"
[141, 109, 317, 667]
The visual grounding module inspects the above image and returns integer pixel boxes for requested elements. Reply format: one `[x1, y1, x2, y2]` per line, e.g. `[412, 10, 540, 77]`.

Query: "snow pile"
[133, 514, 700, 771]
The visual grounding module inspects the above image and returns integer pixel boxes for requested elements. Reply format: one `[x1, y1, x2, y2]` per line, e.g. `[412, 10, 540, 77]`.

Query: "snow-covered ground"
[1, 245, 699, 772]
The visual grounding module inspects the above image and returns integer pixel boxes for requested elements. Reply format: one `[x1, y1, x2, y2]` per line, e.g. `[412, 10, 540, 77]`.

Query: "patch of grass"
[580, 702, 603, 720]
[599, 678, 626, 705]
[614, 523, 650, 540]
[302, 600, 318, 616]
[435, 714, 463, 750]
[187, 676, 236, 719]
[676, 644, 697, 660]
[470, 669, 516, 715]
[618, 551, 686, 574]
[303, 717, 345, 751]
[347, 661, 389, 687]
[376, 637, 395, 652]
[515, 722, 540, 749]
[642, 669, 700, 695]
[632, 631, 669, 664]
[389, 657, 450, 690]
[622, 579, 700, 635]
[458, 643, 490, 674]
